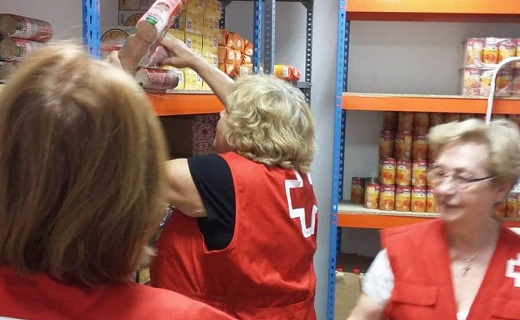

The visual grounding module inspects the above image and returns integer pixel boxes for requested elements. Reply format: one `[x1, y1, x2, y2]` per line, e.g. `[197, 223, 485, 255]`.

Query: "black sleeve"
[187, 154, 235, 230]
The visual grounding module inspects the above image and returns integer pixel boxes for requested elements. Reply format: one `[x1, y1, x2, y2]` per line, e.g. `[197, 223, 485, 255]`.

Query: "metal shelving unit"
[328, 1, 520, 319]
[84, 0, 313, 113]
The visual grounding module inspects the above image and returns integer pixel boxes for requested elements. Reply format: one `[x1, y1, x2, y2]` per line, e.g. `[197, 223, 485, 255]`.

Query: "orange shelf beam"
[346, 0, 520, 22]
[148, 93, 224, 116]
[342, 93, 520, 114]
[337, 213, 432, 229]
[337, 213, 520, 229]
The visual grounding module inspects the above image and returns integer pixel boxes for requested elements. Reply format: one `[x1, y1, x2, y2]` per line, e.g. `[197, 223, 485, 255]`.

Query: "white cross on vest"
[506, 253, 520, 287]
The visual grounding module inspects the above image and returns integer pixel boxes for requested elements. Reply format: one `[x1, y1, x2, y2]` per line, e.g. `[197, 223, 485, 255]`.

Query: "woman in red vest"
[149, 35, 319, 319]
[0, 44, 234, 320]
[348, 118, 520, 320]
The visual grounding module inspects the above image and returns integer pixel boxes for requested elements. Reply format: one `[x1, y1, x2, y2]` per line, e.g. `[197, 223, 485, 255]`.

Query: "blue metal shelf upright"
[82, 0, 100, 58]
[327, 0, 349, 318]
[221, 0, 314, 102]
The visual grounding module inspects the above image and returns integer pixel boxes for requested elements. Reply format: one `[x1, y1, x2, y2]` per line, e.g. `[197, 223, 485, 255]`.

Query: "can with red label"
[379, 185, 395, 211]
[395, 159, 412, 186]
[495, 199, 507, 218]
[382, 111, 397, 131]
[414, 112, 430, 134]
[364, 177, 380, 209]
[394, 131, 412, 160]
[379, 130, 394, 158]
[398, 112, 414, 132]
[444, 113, 461, 123]
[351, 177, 365, 204]
[412, 160, 428, 187]
[506, 192, 519, 218]
[412, 133, 428, 160]
[395, 186, 411, 212]
[426, 187, 437, 213]
[379, 158, 396, 185]
[411, 186, 427, 213]
[429, 113, 444, 128]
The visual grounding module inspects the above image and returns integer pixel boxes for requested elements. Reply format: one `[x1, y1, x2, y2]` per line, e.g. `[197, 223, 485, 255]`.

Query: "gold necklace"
[461, 251, 480, 276]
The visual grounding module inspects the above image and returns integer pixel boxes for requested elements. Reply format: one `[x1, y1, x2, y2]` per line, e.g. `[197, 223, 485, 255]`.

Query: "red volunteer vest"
[151, 152, 318, 319]
[0, 266, 235, 320]
[381, 219, 520, 320]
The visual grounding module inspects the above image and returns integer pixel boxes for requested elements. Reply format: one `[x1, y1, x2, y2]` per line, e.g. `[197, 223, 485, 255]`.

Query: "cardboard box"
[119, 0, 152, 10]
[184, 68, 203, 90]
[205, 0, 222, 20]
[160, 114, 219, 158]
[334, 271, 362, 320]
[185, 12, 204, 35]
[186, 0, 205, 15]
[167, 28, 185, 41]
[185, 32, 203, 53]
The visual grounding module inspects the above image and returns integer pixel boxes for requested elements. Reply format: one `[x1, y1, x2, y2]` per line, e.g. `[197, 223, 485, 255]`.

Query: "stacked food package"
[462, 37, 520, 97]
[0, 14, 53, 82]
[218, 30, 253, 79]
[351, 111, 520, 219]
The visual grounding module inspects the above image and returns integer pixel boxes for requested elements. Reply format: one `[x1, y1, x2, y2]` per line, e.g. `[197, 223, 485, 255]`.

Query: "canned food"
[395, 159, 412, 186]
[427, 162, 437, 187]
[426, 187, 437, 213]
[495, 199, 507, 218]
[395, 186, 411, 212]
[379, 130, 395, 158]
[459, 114, 475, 121]
[412, 133, 428, 160]
[379, 185, 395, 211]
[411, 187, 427, 213]
[351, 177, 365, 204]
[364, 177, 380, 209]
[379, 158, 396, 185]
[509, 114, 520, 129]
[414, 113, 430, 134]
[412, 160, 428, 187]
[382, 111, 398, 131]
[444, 113, 461, 123]
[506, 192, 519, 218]
[398, 112, 414, 132]
[429, 113, 444, 128]
[394, 131, 412, 160]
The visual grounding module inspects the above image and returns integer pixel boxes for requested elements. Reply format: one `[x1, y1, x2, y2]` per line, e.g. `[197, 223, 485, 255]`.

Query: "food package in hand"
[274, 64, 301, 82]
[118, 0, 186, 74]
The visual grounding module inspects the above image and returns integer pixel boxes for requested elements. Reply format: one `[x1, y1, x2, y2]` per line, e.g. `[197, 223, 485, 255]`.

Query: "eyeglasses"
[427, 166, 496, 190]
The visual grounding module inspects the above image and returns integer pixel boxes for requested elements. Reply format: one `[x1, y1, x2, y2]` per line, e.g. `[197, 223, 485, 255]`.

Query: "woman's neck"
[445, 216, 500, 257]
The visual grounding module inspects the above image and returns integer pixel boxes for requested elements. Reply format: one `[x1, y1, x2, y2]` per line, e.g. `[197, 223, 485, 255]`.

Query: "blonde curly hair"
[224, 74, 316, 173]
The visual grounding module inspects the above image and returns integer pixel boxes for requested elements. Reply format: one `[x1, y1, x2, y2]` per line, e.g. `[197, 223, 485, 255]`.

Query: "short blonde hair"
[0, 44, 168, 286]
[429, 118, 520, 185]
[224, 74, 316, 172]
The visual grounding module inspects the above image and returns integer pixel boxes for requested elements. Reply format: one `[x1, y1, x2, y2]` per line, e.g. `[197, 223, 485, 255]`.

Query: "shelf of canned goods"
[82, 0, 314, 116]
[327, 1, 520, 319]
